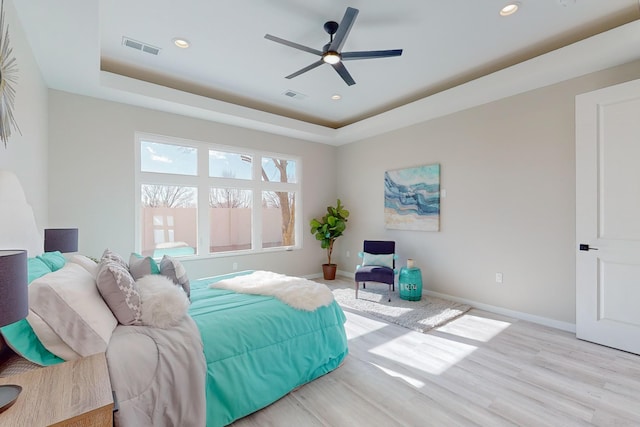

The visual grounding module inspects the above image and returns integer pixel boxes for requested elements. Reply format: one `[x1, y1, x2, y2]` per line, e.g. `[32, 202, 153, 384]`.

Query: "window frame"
[135, 132, 302, 259]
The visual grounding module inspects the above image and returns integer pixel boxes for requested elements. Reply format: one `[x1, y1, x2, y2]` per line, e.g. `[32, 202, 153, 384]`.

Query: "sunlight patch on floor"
[369, 333, 478, 375]
[344, 313, 393, 339]
[370, 362, 426, 388]
[436, 313, 512, 342]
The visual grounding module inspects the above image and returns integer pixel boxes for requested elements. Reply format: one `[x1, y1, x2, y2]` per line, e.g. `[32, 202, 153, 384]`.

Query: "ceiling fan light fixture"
[173, 38, 190, 49]
[265, 7, 402, 86]
[323, 51, 341, 64]
[500, 2, 520, 16]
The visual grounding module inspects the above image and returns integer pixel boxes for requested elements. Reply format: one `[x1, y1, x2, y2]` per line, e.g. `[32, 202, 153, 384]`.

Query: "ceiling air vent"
[282, 90, 307, 100]
[122, 37, 160, 56]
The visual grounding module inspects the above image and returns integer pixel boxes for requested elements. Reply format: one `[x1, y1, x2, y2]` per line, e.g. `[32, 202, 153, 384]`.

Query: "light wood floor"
[231, 278, 640, 426]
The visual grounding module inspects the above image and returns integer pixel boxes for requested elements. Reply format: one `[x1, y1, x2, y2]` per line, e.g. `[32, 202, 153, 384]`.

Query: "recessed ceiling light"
[173, 38, 190, 49]
[500, 2, 520, 16]
[331, 94, 342, 100]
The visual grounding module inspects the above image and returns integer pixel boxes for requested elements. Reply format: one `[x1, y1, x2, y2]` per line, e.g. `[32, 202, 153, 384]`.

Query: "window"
[141, 141, 197, 175]
[209, 187, 252, 252]
[262, 191, 295, 248]
[136, 133, 301, 258]
[141, 184, 197, 257]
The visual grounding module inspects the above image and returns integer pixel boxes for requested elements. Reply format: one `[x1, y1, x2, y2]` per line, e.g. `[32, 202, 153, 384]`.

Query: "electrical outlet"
[495, 272, 503, 284]
[232, 262, 238, 271]
[346, 250, 350, 258]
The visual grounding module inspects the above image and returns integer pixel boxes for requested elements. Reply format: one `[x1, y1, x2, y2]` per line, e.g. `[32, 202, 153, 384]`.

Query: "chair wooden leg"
[388, 284, 391, 302]
[355, 281, 359, 299]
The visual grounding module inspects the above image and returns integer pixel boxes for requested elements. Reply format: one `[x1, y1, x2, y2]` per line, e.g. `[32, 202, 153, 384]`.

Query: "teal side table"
[399, 267, 423, 301]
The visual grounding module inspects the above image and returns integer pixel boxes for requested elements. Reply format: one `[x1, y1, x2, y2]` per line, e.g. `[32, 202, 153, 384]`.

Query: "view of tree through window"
[137, 135, 300, 257]
[142, 185, 196, 208]
[262, 190, 295, 248]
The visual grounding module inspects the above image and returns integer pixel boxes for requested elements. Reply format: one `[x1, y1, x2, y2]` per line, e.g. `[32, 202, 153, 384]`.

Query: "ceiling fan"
[264, 7, 403, 86]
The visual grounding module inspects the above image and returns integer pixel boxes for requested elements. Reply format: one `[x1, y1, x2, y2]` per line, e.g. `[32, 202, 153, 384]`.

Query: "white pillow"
[362, 252, 394, 269]
[27, 310, 81, 361]
[28, 263, 118, 357]
[136, 275, 190, 329]
[67, 254, 99, 278]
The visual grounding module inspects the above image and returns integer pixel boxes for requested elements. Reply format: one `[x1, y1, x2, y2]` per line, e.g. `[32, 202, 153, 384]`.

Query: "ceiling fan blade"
[264, 34, 323, 56]
[329, 7, 358, 52]
[285, 60, 325, 79]
[331, 62, 356, 86]
[342, 49, 403, 60]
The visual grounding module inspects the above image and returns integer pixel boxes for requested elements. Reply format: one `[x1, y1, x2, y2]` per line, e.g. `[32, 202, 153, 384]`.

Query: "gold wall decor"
[0, 0, 19, 148]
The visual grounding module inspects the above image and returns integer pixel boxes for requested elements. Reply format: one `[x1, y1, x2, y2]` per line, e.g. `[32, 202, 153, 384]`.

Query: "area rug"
[332, 285, 471, 333]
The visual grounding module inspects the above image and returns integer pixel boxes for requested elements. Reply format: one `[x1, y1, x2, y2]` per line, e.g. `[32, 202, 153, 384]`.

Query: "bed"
[0, 170, 349, 426]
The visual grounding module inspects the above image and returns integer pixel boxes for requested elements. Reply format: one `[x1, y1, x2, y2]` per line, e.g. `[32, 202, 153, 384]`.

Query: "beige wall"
[47, 91, 336, 279]
[43, 50, 640, 326]
[336, 59, 640, 326]
[0, 0, 48, 227]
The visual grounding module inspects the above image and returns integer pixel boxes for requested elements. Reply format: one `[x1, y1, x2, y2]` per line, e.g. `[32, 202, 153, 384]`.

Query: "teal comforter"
[189, 273, 349, 427]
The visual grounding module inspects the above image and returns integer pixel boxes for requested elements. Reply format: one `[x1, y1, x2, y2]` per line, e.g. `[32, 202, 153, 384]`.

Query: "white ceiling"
[13, 0, 640, 145]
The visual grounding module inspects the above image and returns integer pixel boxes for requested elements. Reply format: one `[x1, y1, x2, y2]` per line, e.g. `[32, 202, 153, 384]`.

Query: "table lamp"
[0, 249, 27, 413]
[44, 228, 78, 253]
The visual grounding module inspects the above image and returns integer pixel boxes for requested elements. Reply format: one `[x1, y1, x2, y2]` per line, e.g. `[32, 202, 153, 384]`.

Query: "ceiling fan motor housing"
[324, 21, 339, 35]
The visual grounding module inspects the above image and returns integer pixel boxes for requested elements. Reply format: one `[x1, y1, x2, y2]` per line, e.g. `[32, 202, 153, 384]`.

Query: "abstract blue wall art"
[384, 164, 440, 231]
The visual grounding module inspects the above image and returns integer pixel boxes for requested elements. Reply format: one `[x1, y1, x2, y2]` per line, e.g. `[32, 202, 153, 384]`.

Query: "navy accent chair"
[355, 240, 396, 302]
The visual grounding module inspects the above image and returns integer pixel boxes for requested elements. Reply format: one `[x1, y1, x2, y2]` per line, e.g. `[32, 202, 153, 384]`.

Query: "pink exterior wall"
[141, 207, 285, 256]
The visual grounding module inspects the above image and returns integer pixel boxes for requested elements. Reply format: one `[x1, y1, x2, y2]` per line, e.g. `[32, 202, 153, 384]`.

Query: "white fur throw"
[136, 275, 190, 328]
[210, 271, 334, 311]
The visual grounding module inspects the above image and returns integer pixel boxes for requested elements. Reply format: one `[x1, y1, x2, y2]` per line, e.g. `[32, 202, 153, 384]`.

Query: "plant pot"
[322, 264, 337, 280]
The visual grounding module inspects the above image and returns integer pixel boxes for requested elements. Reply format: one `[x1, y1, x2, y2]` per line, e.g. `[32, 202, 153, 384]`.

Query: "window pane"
[209, 150, 252, 180]
[209, 187, 252, 252]
[262, 191, 295, 248]
[140, 141, 197, 175]
[261, 158, 296, 183]
[140, 184, 197, 257]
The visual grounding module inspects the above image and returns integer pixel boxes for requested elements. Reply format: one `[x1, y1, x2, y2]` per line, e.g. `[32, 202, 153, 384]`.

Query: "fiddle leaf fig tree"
[309, 199, 349, 265]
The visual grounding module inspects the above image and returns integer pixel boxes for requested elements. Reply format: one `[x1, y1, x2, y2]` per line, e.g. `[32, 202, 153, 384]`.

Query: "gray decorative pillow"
[96, 259, 142, 326]
[160, 255, 190, 298]
[128, 253, 160, 280]
[101, 248, 128, 269]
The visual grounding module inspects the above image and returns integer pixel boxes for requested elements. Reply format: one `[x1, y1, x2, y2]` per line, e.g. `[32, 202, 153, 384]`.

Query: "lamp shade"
[44, 228, 78, 253]
[0, 250, 28, 328]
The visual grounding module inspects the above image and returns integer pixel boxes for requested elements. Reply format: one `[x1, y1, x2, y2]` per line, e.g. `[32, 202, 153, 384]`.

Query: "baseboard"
[334, 270, 576, 333]
[423, 289, 576, 333]
[336, 269, 353, 278]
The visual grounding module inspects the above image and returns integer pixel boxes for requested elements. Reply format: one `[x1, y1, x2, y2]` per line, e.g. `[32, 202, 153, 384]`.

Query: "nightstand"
[0, 353, 113, 426]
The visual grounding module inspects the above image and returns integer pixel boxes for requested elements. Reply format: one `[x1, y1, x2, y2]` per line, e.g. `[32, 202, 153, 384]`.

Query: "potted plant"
[310, 199, 349, 280]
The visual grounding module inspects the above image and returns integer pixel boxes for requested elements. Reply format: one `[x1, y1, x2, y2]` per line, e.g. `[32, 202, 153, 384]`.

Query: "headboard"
[0, 170, 43, 256]
[0, 170, 43, 365]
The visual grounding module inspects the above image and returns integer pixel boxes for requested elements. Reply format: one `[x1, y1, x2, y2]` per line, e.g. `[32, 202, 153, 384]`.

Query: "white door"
[576, 78, 640, 355]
